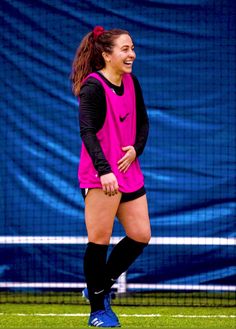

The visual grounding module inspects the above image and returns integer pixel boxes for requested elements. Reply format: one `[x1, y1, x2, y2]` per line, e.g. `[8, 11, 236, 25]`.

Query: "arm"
[79, 78, 112, 176]
[79, 78, 119, 195]
[117, 75, 149, 173]
[132, 74, 149, 157]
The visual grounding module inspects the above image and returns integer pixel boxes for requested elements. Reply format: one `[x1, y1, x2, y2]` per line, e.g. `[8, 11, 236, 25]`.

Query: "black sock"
[84, 242, 108, 313]
[104, 236, 148, 292]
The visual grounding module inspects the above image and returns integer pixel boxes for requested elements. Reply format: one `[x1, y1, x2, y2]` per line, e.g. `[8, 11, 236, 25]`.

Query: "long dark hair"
[70, 26, 130, 96]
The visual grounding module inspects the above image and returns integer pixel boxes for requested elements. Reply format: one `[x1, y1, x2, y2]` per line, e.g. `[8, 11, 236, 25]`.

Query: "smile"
[124, 61, 133, 65]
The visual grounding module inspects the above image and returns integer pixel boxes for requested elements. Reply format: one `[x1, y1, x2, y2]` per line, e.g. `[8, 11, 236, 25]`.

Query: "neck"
[100, 69, 122, 86]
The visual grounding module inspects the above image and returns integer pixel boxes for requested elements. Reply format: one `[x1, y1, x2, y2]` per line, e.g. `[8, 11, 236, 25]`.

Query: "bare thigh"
[116, 194, 151, 243]
[85, 188, 122, 244]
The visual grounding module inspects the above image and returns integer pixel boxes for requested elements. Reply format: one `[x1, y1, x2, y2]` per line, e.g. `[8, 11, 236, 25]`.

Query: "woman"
[71, 26, 151, 327]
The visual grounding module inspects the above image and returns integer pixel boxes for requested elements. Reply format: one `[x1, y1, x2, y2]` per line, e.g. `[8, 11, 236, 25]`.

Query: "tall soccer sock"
[84, 242, 108, 313]
[104, 236, 148, 293]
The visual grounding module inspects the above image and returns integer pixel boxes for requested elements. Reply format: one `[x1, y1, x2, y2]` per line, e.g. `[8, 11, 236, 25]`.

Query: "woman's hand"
[117, 145, 136, 173]
[100, 173, 119, 196]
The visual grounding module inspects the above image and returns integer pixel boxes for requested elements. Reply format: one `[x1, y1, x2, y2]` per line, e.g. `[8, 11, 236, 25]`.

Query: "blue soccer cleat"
[82, 287, 90, 301]
[82, 288, 120, 326]
[88, 310, 120, 327]
[103, 292, 119, 322]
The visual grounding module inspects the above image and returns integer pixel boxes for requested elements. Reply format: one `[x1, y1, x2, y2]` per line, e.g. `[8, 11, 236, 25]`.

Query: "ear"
[102, 51, 111, 63]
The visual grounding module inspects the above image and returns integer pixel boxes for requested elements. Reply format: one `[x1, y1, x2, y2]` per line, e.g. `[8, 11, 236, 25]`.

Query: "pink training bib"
[78, 72, 144, 193]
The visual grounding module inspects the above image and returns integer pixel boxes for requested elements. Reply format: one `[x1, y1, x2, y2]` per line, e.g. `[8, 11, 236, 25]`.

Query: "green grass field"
[0, 303, 235, 329]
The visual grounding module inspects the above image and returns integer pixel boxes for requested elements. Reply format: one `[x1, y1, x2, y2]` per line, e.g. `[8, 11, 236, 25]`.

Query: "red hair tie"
[93, 26, 105, 41]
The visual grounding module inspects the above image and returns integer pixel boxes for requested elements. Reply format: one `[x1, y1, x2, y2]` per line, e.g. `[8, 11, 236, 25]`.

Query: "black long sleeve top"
[79, 72, 149, 177]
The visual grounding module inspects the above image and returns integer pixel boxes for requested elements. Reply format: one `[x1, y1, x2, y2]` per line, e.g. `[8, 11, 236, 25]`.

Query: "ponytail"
[70, 26, 105, 96]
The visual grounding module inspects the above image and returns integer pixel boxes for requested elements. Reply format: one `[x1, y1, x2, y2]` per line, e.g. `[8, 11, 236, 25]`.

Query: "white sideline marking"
[0, 313, 235, 318]
[1, 282, 235, 291]
[0, 236, 235, 245]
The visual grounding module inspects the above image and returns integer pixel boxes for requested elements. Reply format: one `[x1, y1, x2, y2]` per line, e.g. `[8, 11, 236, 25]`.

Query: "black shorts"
[81, 186, 146, 203]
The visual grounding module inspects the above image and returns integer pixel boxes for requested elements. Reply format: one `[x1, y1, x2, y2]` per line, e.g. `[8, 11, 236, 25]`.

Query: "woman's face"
[105, 34, 136, 75]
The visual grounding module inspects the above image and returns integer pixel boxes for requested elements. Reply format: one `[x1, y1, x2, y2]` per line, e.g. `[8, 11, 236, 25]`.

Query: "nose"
[129, 49, 136, 58]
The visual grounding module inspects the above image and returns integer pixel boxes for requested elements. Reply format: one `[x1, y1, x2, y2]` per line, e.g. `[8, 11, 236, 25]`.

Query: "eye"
[122, 46, 135, 53]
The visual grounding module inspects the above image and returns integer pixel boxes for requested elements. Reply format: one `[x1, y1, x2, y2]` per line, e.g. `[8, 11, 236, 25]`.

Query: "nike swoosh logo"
[119, 113, 129, 122]
[94, 289, 104, 295]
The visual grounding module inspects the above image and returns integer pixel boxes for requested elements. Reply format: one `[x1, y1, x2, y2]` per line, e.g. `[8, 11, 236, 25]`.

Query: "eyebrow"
[120, 44, 134, 49]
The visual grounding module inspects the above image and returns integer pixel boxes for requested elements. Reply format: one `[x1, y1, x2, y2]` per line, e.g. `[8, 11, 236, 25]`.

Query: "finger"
[112, 185, 119, 195]
[117, 156, 127, 164]
[122, 146, 131, 151]
[118, 163, 126, 171]
[123, 163, 130, 173]
[107, 183, 117, 196]
[119, 161, 127, 170]
[109, 182, 119, 195]
[109, 190, 117, 196]
[121, 159, 130, 167]
[102, 184, 107, 193]
[105, 185, 111, 196]
[114, 183, 119, 193]
[119, 162, 130, 172]
[109, 185, 115, 196]
[112, 186, 118, 195]
[103, 184, 111, 195]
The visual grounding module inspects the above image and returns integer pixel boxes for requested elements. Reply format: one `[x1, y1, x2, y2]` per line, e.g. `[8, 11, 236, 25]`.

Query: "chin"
[123, 67, 132, 74]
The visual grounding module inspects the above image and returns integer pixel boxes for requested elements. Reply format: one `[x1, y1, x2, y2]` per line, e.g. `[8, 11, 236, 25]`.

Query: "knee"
[140, 231, 151, 244]
[131, 229, 151, 244]
[88, 229, 112, 245]
[139, 222, 152, 244]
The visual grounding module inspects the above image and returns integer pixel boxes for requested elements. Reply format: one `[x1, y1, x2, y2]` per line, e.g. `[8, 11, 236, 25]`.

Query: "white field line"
[0, 236, 235, 245]
[0, 313, 235, 318]
[1, 282, 235, 291]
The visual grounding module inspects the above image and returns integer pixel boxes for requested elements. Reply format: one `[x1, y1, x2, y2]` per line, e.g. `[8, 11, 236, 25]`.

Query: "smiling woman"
[70, 26, 150, 327]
